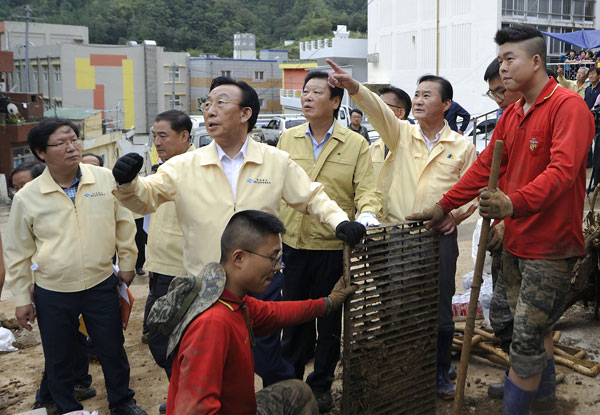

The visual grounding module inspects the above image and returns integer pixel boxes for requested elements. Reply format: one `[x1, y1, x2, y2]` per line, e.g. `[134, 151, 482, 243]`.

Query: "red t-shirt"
[439, 78, 594, 259]
[167, 288, 326, 415]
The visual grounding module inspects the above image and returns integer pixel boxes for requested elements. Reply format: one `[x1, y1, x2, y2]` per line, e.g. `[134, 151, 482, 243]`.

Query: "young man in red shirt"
[410, 25, 594, 414]
[163, 210, 356, 414]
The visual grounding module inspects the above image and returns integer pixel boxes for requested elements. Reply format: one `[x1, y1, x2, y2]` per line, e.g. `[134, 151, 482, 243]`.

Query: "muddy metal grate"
[342, 222, 440, 414]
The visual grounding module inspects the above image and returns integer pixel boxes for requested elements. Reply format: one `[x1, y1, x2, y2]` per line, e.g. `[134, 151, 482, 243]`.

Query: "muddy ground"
[1, 208, 600, 415]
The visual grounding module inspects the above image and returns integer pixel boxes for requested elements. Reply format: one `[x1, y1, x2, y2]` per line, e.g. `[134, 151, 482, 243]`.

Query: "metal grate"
[342, 222, 440, 414]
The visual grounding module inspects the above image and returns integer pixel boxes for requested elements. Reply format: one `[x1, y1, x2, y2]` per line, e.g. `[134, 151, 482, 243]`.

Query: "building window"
[33, 68, 38, 81]
[254, 71, 264, 81]
[259, 98, 266, 108]
[503, 0, 594, 22]
[168, 66, 181, 82]
[221, 70, 231, 77]
[43, 66, 49, 81]
[197, 98, 205, 110]
[168, 95, 183, 110]
[54, 66, 61, 82]
[12, 146, 36, 168]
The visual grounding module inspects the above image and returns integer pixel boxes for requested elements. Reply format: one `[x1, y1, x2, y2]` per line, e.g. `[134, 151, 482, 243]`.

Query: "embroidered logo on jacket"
[84, 191, 107, 197]
[247, 178, 271, 184]
[529, 138, 539, 151]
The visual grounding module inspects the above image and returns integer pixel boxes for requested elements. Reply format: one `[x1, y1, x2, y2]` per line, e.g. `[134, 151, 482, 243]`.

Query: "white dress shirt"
[216, 138, 249, 199]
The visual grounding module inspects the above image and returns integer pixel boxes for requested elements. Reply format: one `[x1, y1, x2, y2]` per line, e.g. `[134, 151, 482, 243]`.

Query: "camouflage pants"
[256, 379, 319, 415]
[501, 250, 575, 378]
[489, 247, 513, 354]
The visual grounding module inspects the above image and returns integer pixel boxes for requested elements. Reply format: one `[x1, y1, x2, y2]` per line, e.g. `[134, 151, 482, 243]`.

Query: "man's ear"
[398, 107, 406, 120]
[35, 149, 46, 162]
[442, 99, 452, 113]
[532, 54, 544, 72]
[231, 249, 246, 267]
[241, 107, 252, 124]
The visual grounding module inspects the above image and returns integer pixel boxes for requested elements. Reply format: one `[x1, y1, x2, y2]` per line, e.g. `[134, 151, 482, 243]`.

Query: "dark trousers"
[437, 231, 459, 371]
[249, 271, 295, 387]
[438, 230, 458, 333]
[34, 274, 134, 414]
[36, 332, 92, 403]
[134, 217, 147, 270]
[281, 245, 343, 394]
[143, 272, 175, 379]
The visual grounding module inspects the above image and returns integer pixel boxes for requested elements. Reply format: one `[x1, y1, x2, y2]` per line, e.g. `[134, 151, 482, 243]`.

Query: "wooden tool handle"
[453, 140, 504, 414]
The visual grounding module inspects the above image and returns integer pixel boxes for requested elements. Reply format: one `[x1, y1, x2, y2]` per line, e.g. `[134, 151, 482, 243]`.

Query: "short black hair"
[303, 71, 344, 118]
[417, 75, 453, 101]
[546, 68, 557, 82]
[589, 67, 600, 76]
[210, 76, 259, 133]
[494, 24, 546, 66]
[82, 152, 104, 166]
[31, 163, 46, 178]
[28, 118, 80, 162]
[154, 110, 193, 135]
[9, 161, 36, 187]
[220, 210, 286, 263]
[378, 86, 412, 117]
[350, 108, 363, 117]
[484, 59, 501, 82]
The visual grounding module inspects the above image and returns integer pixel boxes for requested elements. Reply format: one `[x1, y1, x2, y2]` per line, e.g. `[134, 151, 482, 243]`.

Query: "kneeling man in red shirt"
[162, 210, 356, 415]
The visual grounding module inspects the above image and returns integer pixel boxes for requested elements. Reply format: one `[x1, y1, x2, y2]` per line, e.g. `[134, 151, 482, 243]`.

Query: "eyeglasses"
[244, 250, 283, 269]
[385, 102, 403, 109]
[486, 88, 506, 101]
[46, 138, 82, 150]
[201, 99, 240, 112]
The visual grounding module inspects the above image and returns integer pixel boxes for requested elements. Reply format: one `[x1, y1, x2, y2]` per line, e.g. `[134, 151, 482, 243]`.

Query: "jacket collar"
[39, 163, 95, 194]
[293, 120, 347, 144]
[414, 119, 457, 143]
[514, 77, 559, 119]
[198, 136, 263, 167]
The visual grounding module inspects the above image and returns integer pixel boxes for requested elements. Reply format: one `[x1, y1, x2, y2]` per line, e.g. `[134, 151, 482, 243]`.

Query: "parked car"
[191, 128, 213, 148]
[261, 115, 306, 146]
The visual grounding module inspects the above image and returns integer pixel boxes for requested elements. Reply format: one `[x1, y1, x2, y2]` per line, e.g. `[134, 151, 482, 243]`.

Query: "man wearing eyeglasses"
[112, 76, 365, 392]
[327, 59, 477, 401]
[4, 118, 145, 415]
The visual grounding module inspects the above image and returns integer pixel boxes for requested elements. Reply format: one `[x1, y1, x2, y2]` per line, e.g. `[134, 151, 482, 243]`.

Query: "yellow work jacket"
[352, 84, 476, 223]
[369, 138, 388, 183]
[113, 138, 349, 276]
[145, 144, 196, 276]
[5, 164, 137, 307]
[277, 121, 382, 250]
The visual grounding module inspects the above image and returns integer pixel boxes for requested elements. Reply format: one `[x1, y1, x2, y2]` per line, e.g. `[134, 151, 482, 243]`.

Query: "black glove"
[113, 153, 144, 184]
[335, 221, 366, 246]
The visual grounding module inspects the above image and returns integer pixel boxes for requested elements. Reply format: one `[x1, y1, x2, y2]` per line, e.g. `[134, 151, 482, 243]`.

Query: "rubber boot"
[502, 371, 537, 415]
[436, 330, 455, 400]
[530, 358, 558, 415]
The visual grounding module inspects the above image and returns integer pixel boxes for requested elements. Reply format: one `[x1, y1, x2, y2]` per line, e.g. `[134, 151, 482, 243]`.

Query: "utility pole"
[13, 5, 42, 93]
[170, 62, 178, 109]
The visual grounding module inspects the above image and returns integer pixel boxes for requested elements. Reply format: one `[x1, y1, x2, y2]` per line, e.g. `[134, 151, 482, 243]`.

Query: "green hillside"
[1, 0, 367, 57]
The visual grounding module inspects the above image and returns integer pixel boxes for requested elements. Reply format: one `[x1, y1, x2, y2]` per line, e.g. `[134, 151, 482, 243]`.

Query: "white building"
[367, 0, 600, 116]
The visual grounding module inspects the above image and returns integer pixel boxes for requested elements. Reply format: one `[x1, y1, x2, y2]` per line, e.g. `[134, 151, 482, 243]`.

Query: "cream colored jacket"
[278, 121, 381, 250]
[113, 138, 349, 276]
[352, 84, 477, 223]
[5, 164, 137, 307]
[145, 144, 196, 276]
[369, 138, 388, 183]
[557, 75, 587, 99]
